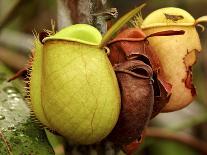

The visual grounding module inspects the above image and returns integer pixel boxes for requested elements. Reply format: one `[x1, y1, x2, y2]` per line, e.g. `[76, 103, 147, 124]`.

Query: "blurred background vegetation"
[0, 0, 207, 155]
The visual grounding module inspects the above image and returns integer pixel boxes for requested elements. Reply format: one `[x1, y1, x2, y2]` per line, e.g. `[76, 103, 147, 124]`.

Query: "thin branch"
[146, 127, 207, 154]
[0, 130, 13, 155]
[0, 46, 28, 71]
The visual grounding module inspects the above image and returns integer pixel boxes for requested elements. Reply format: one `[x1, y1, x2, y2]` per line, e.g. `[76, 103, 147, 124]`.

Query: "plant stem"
[57, 0, 73, 30]
[0, 46, 28, 71]
[0, 130, 13, 155]
[146, 127, 207, 154]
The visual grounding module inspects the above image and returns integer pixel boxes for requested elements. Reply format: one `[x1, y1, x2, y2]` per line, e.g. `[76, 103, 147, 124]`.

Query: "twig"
[0, 130, 13, 155]
[0, 46, 28, 71]
[146, 127, 207, 155]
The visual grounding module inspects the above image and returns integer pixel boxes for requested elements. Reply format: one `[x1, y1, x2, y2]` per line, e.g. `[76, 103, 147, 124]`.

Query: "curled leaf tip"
[195, 16, 207, 32]
[196, 24, 205, 32]
[195, 16, 207, 25]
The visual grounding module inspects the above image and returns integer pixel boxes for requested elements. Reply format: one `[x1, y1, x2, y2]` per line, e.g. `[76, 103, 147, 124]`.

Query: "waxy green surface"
[30, 24, 121, 144]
